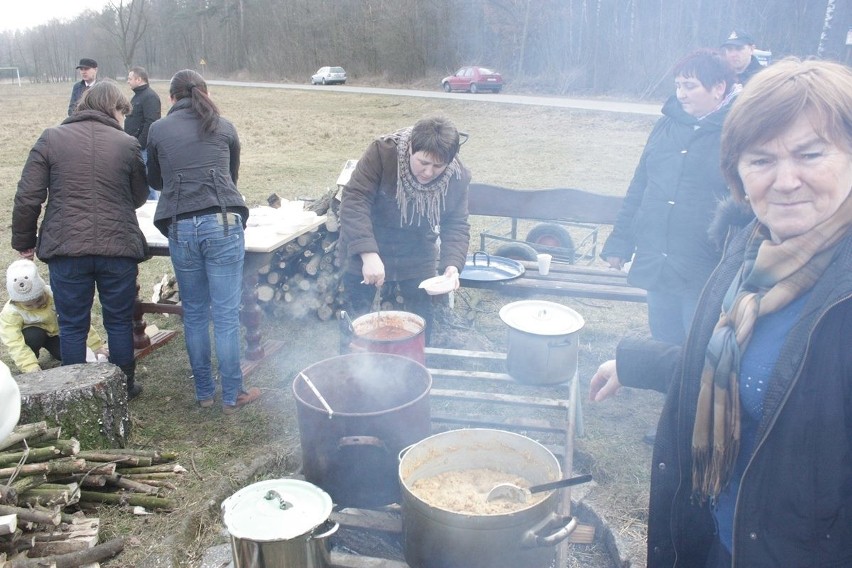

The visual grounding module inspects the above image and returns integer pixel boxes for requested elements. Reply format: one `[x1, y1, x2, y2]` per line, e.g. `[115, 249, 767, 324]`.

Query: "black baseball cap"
[76, 58, 98, 69]
[721, 30, 755, 47]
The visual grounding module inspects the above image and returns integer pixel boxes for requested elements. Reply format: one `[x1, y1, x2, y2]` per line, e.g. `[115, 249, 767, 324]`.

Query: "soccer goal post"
[0, 67, 22, 87]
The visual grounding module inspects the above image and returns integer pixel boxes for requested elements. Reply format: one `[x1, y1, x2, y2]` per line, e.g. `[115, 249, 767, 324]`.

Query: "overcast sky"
[3, 1, 111, 33]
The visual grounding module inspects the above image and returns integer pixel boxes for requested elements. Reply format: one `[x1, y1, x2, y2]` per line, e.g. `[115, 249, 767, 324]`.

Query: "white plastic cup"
[537, 253, 552, 275]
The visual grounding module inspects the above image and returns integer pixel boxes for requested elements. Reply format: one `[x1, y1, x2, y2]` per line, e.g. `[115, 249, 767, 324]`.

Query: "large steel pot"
[399, 429, 576, 568]
[349, 310, 426, 365]
[221, 478, 339, 568]
[293, 353, 431, 508]
[499, 300, 585, 384]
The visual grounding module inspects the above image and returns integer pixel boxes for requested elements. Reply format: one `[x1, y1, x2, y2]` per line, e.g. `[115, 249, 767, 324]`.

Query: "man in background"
[68, 58, 98, 116]
[125, 66, 162, 200]
[721, 30, 764, 85]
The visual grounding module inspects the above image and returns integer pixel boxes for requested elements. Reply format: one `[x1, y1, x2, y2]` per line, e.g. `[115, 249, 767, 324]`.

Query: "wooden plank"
[468, 184, 623, 225]
[330, 551, 409, 568]
[133, 330, 178, 361]
[331, 510, 402, 534]
[464, 276, 647, 302]
[425, 347, 506, 360]
[428, 369, 515, 383]
[431, 412, 567, 434]
[518, 260, 629, 279]
[430, 388, 570, 410]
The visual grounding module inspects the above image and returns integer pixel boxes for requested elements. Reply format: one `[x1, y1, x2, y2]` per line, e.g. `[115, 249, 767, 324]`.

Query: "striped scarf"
[692, 193, 852, 501]
[386, 127, 461, 229]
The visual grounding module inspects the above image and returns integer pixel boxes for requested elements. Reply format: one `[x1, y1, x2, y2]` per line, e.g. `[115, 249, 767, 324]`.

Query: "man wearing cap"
[721, 30, 763, 85]
[68, 58, 98, 116]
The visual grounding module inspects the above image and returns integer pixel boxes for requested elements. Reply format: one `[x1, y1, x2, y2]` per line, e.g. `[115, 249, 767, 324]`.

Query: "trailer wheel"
[494, 243, 539, 261]
[526, 224, 575, 262]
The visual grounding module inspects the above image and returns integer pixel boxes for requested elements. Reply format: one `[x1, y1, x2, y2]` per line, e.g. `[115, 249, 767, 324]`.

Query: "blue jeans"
[140, 149, 158, 201]
[646, 287, 702, 345]
[48, 256, 138, 367]
[168, 213, 245, 405]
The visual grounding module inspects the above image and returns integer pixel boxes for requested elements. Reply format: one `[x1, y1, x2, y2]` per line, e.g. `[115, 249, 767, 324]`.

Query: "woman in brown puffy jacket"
[12, 81, 149, 399]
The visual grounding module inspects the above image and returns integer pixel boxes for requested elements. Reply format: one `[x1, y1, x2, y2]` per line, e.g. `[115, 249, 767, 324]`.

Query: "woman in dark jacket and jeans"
[13, 81, 149, 398]
[601, 49, 738, 345]
[147, 70, 259, 414]
[590, 58, 852, 567]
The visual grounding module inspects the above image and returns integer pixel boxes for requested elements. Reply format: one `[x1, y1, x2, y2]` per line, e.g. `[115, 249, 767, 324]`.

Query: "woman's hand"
[589, 359, 622, 402]
[17, 249, 35, 260]
[443, 266, 460, 291]
[605, 256, 625, 270]
[360, 252, 385, 287]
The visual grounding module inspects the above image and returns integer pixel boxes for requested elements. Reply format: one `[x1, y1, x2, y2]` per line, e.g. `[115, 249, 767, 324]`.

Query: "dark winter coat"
[68, 80, 94, 116]
[616, 200, 852, 567]
[124, 83, 161, 148]
[340, 137, 471, 282]
[12, 110, 149, 261]
[147, 98, 248, 237]
[601, 95, 730, 295]
[738, 56, 765, 85]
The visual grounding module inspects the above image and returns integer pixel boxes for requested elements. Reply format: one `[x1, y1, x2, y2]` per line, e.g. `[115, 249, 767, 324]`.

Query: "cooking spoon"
[486, 473, 593, 503]
[299, 372, 334, 419]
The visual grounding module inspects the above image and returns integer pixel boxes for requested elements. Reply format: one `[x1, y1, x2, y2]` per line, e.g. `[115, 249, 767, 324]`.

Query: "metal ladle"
[299, 372, 334, 420]
[485, 473, 593, 503]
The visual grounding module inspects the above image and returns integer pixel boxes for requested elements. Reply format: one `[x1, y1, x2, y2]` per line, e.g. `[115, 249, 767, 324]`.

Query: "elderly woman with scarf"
[601, 49, 739, 345]
[339, 116, 471, 341]
[589, 58, 852, 567]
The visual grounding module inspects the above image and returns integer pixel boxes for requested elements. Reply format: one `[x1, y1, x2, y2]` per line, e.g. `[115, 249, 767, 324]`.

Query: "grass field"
[0, 81, 662, 567]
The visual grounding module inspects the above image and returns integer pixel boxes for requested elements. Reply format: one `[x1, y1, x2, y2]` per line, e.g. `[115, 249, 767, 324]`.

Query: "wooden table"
[461, 259, 647, 303]
[133, 202, 326, 375]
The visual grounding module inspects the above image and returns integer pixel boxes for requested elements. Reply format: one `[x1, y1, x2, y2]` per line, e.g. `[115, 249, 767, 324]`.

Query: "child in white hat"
[1, 259, 104, 373]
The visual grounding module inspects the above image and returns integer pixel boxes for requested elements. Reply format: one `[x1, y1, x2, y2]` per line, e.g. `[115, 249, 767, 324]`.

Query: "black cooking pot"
[293, 353, 432, 508]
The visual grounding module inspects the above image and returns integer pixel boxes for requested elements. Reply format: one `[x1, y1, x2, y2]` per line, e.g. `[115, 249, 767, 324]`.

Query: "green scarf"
[692, 194, 852, 501]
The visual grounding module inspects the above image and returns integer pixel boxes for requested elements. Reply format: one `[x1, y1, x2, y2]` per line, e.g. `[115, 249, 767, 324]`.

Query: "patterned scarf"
[386, 127, 462, 229]
[692, 193, 852, 501]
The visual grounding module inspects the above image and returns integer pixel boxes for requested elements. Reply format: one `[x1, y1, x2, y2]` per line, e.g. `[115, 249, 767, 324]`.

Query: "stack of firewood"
[0, 421, 181, 567]
[256, 189, 344, 321]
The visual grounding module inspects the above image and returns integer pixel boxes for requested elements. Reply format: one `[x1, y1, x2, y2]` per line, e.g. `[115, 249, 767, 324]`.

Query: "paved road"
[206, 80, 662, 117]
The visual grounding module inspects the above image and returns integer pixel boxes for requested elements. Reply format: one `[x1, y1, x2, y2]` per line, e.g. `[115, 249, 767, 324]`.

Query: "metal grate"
[327, 347, 589, 568]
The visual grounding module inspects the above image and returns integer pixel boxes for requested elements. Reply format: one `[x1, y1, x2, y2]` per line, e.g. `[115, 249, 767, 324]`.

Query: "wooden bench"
[464, 183, 646, 303]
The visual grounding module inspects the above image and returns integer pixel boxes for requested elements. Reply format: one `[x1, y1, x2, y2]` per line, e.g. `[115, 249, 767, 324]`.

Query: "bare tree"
[101, 0, 149, 68]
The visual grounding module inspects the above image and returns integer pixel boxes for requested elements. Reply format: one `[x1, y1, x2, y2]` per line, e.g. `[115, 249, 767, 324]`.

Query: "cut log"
[78, 491, 174, 510]
[0, 447, 62, 467]
[8, 535, 124, 568]
[16, 365, 130, 449]
[0, 514, 16, 536]
[0, 486, 17, 506]
[0, 423, 49, 452]
[0, 505, 60, 527]
[74, 452, 151, 467]
[303, 255, 322, 276]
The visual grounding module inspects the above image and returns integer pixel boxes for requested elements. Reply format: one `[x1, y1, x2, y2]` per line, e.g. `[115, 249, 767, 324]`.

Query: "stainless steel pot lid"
[221, 478, 332, 541]
[499, 300, 584, 335]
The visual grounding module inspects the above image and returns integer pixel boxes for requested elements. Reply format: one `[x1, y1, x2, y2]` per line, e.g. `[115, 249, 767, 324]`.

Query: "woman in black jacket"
[147, 70, 258, 414]
[601, 49, 737, 345]
[590, 58, 852, 568]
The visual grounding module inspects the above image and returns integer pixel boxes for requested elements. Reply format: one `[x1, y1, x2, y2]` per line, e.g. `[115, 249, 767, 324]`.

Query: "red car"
[441, 66, 503, 93]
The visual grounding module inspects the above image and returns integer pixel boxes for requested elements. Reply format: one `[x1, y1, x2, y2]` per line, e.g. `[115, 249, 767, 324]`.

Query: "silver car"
[311, 66, 346, 85]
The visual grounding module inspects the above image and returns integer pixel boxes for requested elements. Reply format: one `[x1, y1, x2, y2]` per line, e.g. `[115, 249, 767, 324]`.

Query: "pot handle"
[471, 251, 491, 266]
[521, 514, 578, 548]
[310, 520, 340, 541]
[338, 435, 388, 453]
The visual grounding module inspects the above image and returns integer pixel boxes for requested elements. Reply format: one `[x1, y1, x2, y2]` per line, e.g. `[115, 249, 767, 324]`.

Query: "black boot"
[120, 363, 143, 400]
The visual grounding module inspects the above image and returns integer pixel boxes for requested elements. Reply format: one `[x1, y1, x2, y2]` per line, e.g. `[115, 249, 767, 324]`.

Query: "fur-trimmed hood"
[708, 197, 756, 250]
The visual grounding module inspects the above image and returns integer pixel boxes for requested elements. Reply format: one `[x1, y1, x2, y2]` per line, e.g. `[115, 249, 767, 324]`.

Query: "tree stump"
[16, 364, 130, 449]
